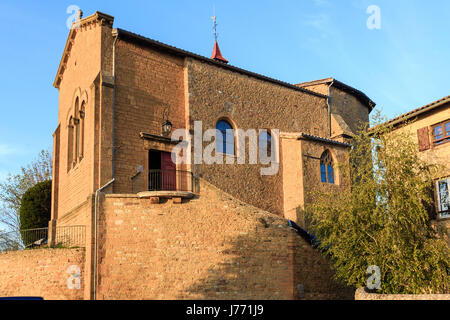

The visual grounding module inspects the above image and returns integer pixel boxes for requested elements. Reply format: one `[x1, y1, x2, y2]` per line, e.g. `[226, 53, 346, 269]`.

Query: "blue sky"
[0, 0, 449, 181]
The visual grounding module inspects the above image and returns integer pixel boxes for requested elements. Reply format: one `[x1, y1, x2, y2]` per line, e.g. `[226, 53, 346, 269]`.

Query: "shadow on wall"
[96, 180, 353, 300]
[178, 224, 354, 300]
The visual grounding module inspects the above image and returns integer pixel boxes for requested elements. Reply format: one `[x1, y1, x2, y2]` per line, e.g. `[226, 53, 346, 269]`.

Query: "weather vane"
[211, 7, 218, 41]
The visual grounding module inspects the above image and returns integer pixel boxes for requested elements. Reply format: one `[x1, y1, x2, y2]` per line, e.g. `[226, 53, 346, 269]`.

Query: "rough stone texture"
[96, 179, 353, 300]
[294, 83, 370, 137]
[355, 287, 450, 300]
[187, 58, 342, 217]
[329, 86, 370, 135]
[0, 249, 85, 300]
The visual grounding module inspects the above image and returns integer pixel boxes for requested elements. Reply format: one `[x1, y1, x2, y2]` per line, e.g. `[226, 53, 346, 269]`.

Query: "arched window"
[67, 116, 74, 171]
[320, 150, 335, 184]
[259, 130, 272, 158]
[216, 120, 235, 155]
[73, 97, 80, 166]
[79, 102, 85, 160]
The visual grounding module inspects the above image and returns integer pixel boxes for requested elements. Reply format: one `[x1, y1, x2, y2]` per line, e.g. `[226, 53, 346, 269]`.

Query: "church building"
[51, 11, 375, 228]
[33, 10, 381, 300]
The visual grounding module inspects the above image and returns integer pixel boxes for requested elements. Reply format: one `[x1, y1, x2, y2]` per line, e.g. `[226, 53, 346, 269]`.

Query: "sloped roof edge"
[115, 28, 328, 100]
[295, 77, 376, 111]
[53, 12, 114, 89]
[370, 95, 450, 130]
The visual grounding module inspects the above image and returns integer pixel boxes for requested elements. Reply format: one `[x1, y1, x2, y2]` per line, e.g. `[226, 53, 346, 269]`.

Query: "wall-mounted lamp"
[162, 120, 173, 136]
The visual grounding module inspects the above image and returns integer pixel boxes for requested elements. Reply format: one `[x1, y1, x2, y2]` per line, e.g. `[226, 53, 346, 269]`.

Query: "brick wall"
[0, 249, 85, 300]
[95, 179, 353, 300]
[53, 16, 114, 221]
[112, 40, 186, 194]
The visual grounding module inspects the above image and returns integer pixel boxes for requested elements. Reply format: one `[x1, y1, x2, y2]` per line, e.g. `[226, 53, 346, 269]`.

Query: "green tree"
[0, 149, 52, 233]
[305, 113, 450, 294]
[19, 180, 52, 231]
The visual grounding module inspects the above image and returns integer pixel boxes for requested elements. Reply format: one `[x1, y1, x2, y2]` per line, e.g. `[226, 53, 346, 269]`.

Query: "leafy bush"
[305, 114, 450, 294]
[0, 149, 52, 233]
[19, 180, 52, 231]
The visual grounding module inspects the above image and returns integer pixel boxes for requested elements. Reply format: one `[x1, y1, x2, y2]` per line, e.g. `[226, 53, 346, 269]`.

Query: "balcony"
[137, 169, 196, 200]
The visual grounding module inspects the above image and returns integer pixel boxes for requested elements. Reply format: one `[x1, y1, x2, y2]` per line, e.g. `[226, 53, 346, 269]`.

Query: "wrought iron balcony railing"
[148, 169, 194, 193]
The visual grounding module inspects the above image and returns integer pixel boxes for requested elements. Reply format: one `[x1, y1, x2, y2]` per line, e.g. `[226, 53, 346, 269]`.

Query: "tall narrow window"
[320, 150, 335, 184]
[79, 102, 85, 160]
[216, 120, 235, 155]
[259, 130, 275, 162]
[67, 116, 74, 171]
[259, 130, 272, 156]
[73, 98, 80, 166]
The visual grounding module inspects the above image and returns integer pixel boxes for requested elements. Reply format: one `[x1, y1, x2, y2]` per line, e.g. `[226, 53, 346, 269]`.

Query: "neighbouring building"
[375, 96, 450, 241]
[28, 10, 376, 299]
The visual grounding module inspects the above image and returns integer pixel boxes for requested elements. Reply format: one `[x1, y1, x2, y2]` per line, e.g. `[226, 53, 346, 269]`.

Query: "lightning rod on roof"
[211, 7, 218, 42]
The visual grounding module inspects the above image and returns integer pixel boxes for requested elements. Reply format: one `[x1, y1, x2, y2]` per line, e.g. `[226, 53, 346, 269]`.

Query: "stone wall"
[300, 138, 350, 213]
[0, 248, 85, 300]
[0, 181, 353, 300]
[52, 13, 117, 226]
[112, 39, 187, 194]
[280, 135, 350, 222]
[95, 179, 353, 300]
[329, 86, 370, 135]
[187, 58, 330, 216]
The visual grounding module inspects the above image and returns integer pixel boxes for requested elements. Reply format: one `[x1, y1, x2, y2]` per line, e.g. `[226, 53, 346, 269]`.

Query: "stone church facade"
[46, 11, 376, 299]
[51, 11, 374, 227]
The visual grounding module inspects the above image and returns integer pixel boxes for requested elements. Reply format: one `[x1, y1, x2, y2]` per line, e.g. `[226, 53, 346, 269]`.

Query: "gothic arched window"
[67, 116, 74, 171]
[73, 97, 80, 166]
[216, 120, 235, 155]
[320, 150, 335, 184]
[79, 101, 86, 160]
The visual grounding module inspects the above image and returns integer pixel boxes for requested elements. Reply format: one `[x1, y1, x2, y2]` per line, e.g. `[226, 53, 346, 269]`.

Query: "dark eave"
[115, 28, 328, 100]
[296, 77, 376, 112]
[139, 132, 182, 144]
[298, 133, 351, 148]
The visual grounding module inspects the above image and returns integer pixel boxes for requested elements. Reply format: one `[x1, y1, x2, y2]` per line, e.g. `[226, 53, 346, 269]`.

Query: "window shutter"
[417, 127, 430, 151]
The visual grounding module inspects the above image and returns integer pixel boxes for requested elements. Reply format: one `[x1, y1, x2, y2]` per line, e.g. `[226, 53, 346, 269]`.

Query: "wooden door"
[161, 151, 176, 191]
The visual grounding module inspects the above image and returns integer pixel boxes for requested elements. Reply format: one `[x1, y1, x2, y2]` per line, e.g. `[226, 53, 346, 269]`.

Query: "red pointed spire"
[211, 40, 228, 64]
